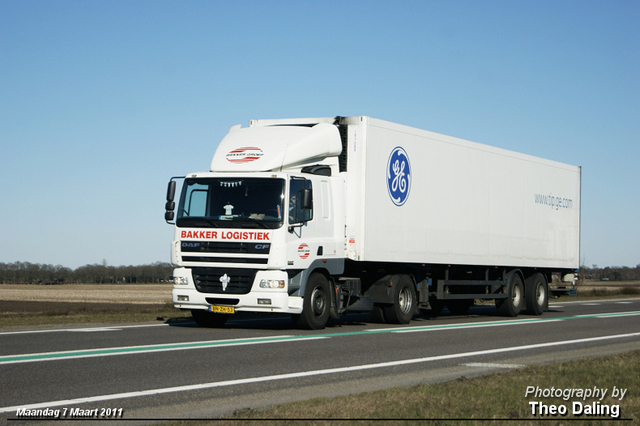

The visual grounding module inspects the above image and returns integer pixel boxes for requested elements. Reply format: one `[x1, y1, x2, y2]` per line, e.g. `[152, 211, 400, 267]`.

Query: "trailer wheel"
[191, 309, 229, 328]
[296, 273, 331, 330]
[524, 273, 548, 315]
[383, 276, 416, 324]
[496, 272, 524, 317]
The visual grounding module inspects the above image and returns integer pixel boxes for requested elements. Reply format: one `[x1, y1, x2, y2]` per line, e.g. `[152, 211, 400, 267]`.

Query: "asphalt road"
[2, 297, 640, 422]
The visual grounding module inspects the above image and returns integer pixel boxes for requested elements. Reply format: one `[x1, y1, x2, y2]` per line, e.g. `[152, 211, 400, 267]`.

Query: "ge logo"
[386, 147, 411, 206]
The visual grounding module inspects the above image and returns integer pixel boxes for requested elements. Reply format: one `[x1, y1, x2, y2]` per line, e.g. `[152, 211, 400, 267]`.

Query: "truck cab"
[166, 119, 347, 328]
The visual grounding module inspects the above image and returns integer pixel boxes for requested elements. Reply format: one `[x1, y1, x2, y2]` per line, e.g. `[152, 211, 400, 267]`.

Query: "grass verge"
[0, 301, 191, 327]
[165, 350, 639, 425]
[573, 287, 640, 299]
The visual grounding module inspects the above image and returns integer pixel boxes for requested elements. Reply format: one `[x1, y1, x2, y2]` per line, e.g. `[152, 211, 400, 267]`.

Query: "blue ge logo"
[387, 147, 411, 206]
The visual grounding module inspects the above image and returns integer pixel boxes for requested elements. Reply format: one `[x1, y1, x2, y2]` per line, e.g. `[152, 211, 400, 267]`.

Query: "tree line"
[580, 264, 640, 282]
[1, 261, 638, 285]
[0, 261, 173, 284]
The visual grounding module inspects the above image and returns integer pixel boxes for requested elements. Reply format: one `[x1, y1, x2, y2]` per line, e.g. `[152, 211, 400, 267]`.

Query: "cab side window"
[289, 178, 313, 224]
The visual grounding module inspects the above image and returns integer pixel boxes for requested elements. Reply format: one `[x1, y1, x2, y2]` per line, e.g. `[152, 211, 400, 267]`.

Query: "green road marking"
[2, 311, 639, 365]
[0, 335, 324, 364]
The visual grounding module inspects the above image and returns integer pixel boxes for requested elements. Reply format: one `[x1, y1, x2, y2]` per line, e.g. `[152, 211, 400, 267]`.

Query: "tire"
[496, 272, 524, 317]
[524, 273, 548, 315]
[191, 309, 229, 328]
[447, 299, 474, 315]
[383, 275, 416, 324]
[295, 273, 331, 330]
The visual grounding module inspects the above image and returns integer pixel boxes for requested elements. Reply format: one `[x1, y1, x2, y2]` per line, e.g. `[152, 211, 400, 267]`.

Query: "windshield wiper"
[242, 219, 269, 229]
[179, 218, 219, 227]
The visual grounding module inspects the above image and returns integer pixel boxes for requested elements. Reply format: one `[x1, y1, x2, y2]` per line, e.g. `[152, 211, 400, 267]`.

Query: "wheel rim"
[310, 286, 326, 317]
[535, 282, 545, 306]
[512, 283, 522, 306]
[399, 286, 412, 314]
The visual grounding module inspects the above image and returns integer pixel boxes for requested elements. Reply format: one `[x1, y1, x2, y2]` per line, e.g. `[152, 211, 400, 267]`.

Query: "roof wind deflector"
[301, 165, 332, 176]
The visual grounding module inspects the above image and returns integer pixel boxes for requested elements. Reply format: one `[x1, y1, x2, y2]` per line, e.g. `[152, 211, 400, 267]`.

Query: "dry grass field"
[0, 284, 178, 326]
[0, 283, 172, 304]
[574, 280, 640, 298]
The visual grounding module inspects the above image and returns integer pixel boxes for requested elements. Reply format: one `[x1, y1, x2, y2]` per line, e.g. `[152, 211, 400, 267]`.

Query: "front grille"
[206, 297, 240, 305]
[183, 256, 268, 264]
[192, 267, 256, 294]
[181, 241, 270, 254]
[181, 241, 270, 265]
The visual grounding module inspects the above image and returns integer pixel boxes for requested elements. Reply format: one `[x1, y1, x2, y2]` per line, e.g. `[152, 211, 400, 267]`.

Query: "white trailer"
[165, 116, 580, 329]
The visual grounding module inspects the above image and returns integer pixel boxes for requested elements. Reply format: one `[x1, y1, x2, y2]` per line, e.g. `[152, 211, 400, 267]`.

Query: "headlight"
[172, 276, 188, 285]
[259, 279, 285, 289]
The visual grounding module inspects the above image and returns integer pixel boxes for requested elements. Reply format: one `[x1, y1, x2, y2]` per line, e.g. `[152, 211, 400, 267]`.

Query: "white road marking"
[392, 318, 564, 334]
[550, 297, 640, 305]
[462, 362, 525, 369]
[2, 331, 640, 414]
[575, 311, 640, 318]
[0, 323, 167, 336]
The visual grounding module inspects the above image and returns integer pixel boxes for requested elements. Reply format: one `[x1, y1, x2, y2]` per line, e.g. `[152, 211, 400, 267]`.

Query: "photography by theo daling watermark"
[525, 385, 627, 418]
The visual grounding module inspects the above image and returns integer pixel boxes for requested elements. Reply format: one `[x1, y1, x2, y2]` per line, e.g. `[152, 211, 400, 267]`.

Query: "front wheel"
[383, 276, 417, 324]
[295, 273, 331, 330]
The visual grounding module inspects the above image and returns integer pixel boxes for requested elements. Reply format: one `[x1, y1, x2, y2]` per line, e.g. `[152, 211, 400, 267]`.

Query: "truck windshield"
[176, 178, 285, 229]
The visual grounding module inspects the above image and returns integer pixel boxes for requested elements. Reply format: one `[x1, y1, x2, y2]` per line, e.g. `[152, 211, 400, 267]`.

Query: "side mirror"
[165, 180, 177, 224]
[166, 180, 176, 203]
[300, 187, 313, 210]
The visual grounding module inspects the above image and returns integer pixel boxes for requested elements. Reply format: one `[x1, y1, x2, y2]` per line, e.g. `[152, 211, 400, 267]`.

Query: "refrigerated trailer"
[165, 116, 580, 329]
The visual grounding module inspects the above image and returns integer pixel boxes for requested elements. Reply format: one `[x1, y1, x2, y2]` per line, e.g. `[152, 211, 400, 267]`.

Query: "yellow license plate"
[209, 305, 235, 314]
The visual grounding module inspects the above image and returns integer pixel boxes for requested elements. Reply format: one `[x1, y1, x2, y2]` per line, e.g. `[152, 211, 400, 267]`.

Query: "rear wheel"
[524, 273, 548, 315]
[191, 309, 229, 327]
[295, 273, 331, 330]
[496, 272, 524, 317]
[383, 275, 416, 324]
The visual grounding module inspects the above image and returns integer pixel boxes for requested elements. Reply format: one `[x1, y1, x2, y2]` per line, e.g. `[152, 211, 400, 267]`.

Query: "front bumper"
[171, 267, 303, 314]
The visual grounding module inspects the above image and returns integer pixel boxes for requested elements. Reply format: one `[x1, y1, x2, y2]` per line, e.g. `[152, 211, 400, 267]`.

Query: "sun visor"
[210, 123, 342, 172]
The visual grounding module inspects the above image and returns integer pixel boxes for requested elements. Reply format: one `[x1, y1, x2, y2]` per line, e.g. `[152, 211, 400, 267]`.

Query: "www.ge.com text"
[534, 193, 573, 210]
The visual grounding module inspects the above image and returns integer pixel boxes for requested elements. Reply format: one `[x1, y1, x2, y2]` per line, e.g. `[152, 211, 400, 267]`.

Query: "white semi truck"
[165, 116, 580, 329]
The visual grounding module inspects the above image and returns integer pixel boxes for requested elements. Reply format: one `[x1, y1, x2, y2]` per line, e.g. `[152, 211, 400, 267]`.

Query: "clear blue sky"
[1, 0, 638, 269]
